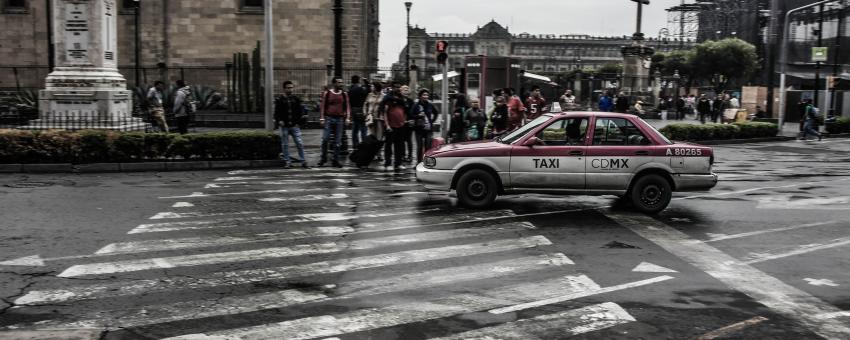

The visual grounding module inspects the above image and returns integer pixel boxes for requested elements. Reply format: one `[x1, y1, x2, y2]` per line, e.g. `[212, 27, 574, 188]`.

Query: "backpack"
[181, 88, 196, 115]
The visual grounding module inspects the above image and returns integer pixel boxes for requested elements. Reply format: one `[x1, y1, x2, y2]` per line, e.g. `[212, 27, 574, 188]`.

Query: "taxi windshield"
[498, 116, 551, 144]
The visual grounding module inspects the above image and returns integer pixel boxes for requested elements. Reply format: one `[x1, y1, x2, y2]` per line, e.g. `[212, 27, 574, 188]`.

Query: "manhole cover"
[5, 181, 54, 188]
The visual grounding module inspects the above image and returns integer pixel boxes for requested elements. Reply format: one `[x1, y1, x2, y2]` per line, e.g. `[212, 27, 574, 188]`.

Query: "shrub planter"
[659, 122, 779, 142]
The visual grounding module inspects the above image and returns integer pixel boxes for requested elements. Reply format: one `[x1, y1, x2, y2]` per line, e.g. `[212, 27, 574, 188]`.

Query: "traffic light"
[435, 40, 449, 64]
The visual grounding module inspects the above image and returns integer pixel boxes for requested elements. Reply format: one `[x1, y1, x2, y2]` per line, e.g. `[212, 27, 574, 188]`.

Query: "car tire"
[629, 174, 672, 214]
[456, 169, 498, 209]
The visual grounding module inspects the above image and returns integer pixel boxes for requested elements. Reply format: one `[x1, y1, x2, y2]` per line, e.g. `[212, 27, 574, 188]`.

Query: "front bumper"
[415, 163, 455, 191]
[673, 173, 719, 192]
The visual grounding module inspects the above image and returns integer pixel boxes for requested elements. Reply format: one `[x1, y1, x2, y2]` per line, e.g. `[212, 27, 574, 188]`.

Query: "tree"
[690, 38, 759, 93]
[656, 50, 695, 92]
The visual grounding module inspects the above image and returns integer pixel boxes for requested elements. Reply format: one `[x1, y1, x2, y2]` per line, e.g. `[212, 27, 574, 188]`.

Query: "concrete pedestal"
[25, 0, 146, 131]
[621, 43, 655, 102]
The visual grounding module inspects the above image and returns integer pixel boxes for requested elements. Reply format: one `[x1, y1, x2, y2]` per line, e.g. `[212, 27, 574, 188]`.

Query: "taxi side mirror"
[523, 137, 542, 147]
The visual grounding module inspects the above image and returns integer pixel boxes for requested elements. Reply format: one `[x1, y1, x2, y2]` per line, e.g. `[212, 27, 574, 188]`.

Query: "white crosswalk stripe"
[8, 170, 655, 340]
[59, 223, 539, 277]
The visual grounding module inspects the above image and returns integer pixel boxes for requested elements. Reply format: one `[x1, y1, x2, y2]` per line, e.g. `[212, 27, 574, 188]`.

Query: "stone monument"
[620, 0, 655, 102]
[24, 0, 146, 131]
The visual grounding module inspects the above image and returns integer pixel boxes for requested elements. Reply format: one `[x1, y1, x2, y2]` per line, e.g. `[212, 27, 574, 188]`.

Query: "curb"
[1, 159, 288, 174]
[0, 329, 103, 340]
[694, 136, 797, 145]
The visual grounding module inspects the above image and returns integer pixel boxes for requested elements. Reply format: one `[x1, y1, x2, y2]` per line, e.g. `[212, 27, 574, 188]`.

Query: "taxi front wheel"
[456, 169, 498, 209]
[629, 174, 672, 214]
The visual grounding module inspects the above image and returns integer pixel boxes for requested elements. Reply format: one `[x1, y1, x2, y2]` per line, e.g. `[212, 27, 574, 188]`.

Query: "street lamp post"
[588, 75, 595, 111]
[333, 0, 343, 79]
[134, 0, 141, 87]
[405, 2, 412, 75]
[263, 0, 274, 130]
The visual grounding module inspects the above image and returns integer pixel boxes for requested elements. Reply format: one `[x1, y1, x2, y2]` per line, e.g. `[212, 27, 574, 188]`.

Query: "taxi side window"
[592, 118, 650, 146]
[537, 118, 588, 146]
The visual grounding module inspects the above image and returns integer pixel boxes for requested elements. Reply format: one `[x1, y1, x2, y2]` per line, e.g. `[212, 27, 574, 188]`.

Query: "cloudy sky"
[379, 0, 684, 67]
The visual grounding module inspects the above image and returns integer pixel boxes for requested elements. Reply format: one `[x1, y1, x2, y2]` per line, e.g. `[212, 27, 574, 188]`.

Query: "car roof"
[544, 112, 637, 119]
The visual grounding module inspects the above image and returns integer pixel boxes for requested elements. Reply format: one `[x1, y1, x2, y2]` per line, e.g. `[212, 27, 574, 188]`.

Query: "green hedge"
[659, 122, 779, 141]
[826, 117, 850, 134]
[0, 130, 281, 164]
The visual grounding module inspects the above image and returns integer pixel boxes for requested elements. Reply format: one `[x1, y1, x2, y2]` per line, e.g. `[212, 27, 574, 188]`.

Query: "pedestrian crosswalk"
[4, 168, 666, 339]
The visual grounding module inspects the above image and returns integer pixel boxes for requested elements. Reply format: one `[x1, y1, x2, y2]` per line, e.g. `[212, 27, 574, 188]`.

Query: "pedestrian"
[723, 94, 739, 123]
[400, 85, 415, 163]
[348, 75, 369, 149]
[489, 95, 509, 137]
[147, 81, 168, 133]
[172, 80, 194, 134]
[450, 94, 469, 143]
[560, 89, 577, 111]
[318, 78, 351, 168]
[380, 87, 410, 171]
[365, 82, 385, 162]
[676, 95, 686, 120]
[633, 100, 646, 117]
[465, 97, 487, 141]
[505, 88, 525, 132]
[686, 94, 696, 119]
[710, 95, 722, 123]
[697, 94, 711, 124]
[614, 92, 629, 113]
[411, 89, 437, 163]
[597, 91, 613, 113]
[800, 99, 823, 141]
[797, 99, 809, 133]
[525, 85, 547, 120]
[274, 80, 309, 168]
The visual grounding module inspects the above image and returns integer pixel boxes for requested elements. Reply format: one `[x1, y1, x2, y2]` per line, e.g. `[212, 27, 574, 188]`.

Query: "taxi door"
[585, 117, 655, 192]
[509, 118, 589, 190]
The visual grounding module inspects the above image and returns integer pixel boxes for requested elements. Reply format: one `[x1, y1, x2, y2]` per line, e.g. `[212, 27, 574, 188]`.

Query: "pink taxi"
[416, 112, 718, 213]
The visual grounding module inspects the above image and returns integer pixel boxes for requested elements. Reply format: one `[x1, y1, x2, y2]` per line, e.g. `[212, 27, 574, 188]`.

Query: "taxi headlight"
[424, 157, 437, 168]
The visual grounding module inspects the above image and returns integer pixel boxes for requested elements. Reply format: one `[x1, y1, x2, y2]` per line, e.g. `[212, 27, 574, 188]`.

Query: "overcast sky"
[378, 0, 684, 67]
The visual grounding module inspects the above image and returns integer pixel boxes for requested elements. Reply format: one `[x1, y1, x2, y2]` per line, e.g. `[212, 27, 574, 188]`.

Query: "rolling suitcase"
[349, 135, 382, 167]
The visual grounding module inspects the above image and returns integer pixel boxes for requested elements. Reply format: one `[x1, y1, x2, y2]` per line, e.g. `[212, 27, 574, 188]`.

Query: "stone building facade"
[0, 0, 380, 91]
[397, 21, 692, 78]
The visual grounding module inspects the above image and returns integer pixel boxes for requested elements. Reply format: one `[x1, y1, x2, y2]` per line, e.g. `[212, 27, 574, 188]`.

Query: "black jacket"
[274, 94, 306, 128]
[348, 84, 369, 108]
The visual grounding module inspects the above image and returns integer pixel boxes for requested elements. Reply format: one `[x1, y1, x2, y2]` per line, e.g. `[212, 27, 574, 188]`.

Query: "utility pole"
[46, 0, 54, 72]
[830, 0, 845, 116]
[263, 0, 274, 131]
[815, 3, 825, 108]
[333, 0, 343, 79]
[405, 2, 412, 75]
[766, 0, 781, 117]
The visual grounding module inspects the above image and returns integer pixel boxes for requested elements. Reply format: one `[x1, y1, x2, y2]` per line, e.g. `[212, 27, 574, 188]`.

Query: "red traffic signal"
[436, 40, 449, 53]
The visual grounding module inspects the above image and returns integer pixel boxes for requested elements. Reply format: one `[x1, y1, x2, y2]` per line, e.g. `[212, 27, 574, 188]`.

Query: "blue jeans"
[352, 119, 368, 148]
[279, 126, 306, 165]
[321, 116, 344, 163]
[802, 120, 821, 139]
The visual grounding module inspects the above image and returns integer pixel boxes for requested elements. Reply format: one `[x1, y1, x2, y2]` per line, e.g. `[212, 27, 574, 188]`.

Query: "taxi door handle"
[635, 151, 650, 156]
[568, 150, 583, 156]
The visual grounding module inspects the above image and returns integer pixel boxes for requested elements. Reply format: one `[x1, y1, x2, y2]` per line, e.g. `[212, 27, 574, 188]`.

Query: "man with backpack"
[800, 98, 823, 141]
[319, 78, 351, 168]
[274, 80, 309, 168]
[147, 81, 168, 133]
[348, 75, 369, 149]
[172, 80, 195, 134]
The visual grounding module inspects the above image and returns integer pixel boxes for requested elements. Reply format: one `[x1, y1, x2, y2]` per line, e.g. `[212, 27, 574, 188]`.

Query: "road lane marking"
[704, 221, 841, 242]
[757, 195, 850, 210]
[430, 302, 634, 340]
[607, 212, 850, 340]
[128, 207, 447, 234]
[158, 183, 420, 199]
[163, 275, 600, 340]
[676, 177, 850, 201]
[39, 254, 571, 330]
[60, 224, 535, 277]
[488, 275, 674, 315]
[691, 316, 768, 340]
[149, 211, 259, 220]
[96, 227, 355, 255]
[171, 202, 194, 208]
[259, 193, 349, 202]
[205, 178, 368, 188]
[16, 236, 552, 305]
[804, 278, 839, 287]
[631, 262, 678, 273]
[742, 236, 850, 264]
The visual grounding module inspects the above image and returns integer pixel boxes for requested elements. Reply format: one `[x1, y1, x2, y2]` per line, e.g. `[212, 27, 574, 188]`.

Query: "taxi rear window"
[592, 118, 657, 146]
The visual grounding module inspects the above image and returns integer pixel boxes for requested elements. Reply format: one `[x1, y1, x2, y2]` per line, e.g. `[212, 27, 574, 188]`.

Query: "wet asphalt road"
[0, 137, 849, 340]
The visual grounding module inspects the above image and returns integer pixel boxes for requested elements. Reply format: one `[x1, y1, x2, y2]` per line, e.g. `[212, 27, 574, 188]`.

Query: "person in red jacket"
[379, 87, 411, 171]
[524, 85, 547, 122]
[319, 78, 351, 167]
[505, 88, 525, 132]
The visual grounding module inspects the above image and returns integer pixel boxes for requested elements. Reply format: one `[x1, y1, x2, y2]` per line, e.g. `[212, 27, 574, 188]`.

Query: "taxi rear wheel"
[456, 169, 498, 208]
[629, 174, 672, 214]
